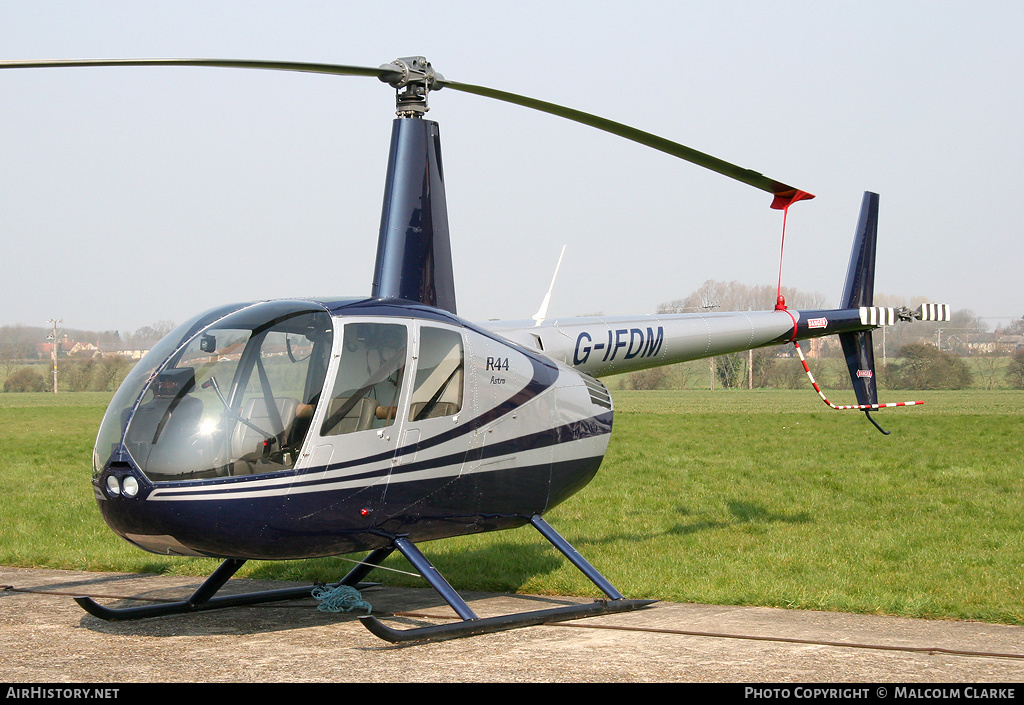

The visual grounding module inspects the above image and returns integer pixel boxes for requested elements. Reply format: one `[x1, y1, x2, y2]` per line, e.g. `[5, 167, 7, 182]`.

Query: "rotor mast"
[370, 57, 457, 314]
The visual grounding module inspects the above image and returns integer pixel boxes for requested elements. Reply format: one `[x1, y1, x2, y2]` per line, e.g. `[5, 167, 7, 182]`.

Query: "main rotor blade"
[0, 57, 399, 82]
[438, 79, 813, 208]
[0, 57, 813, 208]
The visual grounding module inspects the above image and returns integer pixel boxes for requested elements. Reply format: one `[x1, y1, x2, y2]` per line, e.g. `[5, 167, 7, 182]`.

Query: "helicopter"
[0, 56, 949, 644]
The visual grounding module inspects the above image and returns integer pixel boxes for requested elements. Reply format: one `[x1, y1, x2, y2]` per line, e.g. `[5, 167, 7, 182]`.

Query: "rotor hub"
[379, 56, 444, 117]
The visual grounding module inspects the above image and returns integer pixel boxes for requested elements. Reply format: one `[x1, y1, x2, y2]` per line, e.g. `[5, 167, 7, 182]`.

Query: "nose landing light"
[103, 467, 141, 498]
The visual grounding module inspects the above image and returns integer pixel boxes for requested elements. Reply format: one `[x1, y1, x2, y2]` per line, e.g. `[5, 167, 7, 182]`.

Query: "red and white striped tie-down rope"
[792, 340, 923, 411]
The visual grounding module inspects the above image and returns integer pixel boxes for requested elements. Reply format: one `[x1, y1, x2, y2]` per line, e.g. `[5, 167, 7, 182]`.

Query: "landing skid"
[358, 516, 656, 644]
[361, 595, 651, 644]
[74, 515, 655, 643]
[73, 548, 391, 622]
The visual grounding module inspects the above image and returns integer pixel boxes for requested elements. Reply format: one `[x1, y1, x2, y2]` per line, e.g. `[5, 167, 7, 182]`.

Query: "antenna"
[532, 245, 567, 325]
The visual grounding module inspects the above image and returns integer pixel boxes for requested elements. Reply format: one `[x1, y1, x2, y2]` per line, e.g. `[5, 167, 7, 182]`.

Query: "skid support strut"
[74, 548, 395, 621]
[358, 515, 656, 644]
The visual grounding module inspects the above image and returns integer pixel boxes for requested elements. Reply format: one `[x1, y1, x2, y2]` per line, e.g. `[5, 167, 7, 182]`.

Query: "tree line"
[0, 321, 176, 393]
[0, 321, 176, 360]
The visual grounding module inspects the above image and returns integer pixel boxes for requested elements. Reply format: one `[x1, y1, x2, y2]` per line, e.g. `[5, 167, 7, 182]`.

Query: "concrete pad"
[2, 566, 1022, 683]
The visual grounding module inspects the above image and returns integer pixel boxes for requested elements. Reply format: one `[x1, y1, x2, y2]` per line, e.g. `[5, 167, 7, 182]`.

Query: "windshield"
[95, 300, 334, 482]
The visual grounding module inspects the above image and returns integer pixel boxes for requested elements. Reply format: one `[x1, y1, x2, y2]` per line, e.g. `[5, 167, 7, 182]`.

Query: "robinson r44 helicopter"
[1, 56, 950, 644]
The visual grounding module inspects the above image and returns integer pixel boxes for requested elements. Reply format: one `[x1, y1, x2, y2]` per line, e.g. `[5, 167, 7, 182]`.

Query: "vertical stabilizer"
[840, 191, 879, 309]
[839, 192, 882, 428]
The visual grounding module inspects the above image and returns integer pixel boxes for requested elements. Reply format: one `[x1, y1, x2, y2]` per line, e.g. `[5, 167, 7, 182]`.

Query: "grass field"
[1, 389, 1021, 624]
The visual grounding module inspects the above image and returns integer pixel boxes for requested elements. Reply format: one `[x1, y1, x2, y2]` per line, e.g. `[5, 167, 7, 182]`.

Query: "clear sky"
[2, 1, 1021, 336]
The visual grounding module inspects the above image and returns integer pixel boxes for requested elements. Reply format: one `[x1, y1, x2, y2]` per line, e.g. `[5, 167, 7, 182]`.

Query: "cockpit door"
[309, 320, 413, 504]
[394, 322, 468, 463]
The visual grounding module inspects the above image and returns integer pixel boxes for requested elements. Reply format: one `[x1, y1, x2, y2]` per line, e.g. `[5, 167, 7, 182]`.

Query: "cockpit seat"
[321, 396, 377, 435]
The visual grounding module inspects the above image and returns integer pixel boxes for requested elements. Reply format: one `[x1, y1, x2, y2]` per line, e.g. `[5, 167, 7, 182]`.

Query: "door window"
[408, 326, 464, 421]
[320, 322, 408, 436]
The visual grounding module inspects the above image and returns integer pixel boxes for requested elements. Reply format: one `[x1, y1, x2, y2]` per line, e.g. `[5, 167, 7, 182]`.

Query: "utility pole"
[47, 318, 63, 394]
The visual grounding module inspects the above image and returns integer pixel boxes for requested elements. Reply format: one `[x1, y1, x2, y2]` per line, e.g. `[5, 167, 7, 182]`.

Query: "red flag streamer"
[792, 341, 923, 411]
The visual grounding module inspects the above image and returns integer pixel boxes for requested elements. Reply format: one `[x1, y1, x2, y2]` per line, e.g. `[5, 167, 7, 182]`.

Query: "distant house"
[66, 341, 101, 357]
[999, 335, 1024, 352]
[966, 334, 1023, 354]
[966, 334, 997, 354]
[35, 337, 107, 359]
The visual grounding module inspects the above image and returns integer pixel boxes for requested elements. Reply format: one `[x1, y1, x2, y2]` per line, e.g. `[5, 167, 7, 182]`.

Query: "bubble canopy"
[93, 300, 335, 482]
